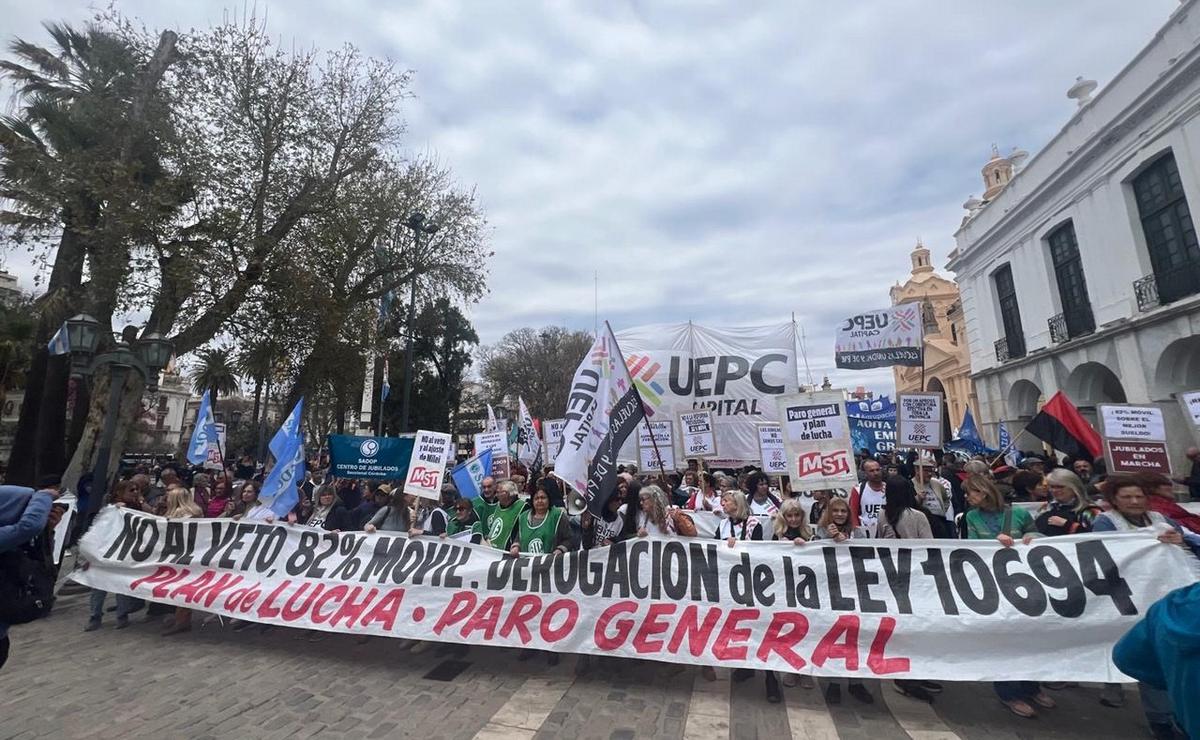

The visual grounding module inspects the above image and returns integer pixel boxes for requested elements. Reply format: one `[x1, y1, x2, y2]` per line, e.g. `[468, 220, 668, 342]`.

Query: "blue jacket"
[0, 486, 53, 638]
[1113, 583, 1200, 739]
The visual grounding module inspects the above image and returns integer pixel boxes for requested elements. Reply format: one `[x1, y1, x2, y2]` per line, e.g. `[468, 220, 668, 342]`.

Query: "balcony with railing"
[994, 334, 1026, 363]
[1134, 264, 1200, 311]
[1048, 305, 1095, 344]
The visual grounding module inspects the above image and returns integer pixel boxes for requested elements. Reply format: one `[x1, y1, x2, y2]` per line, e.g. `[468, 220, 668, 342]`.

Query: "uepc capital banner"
[614, 322, 799, 464]
[74, 508, 1199, 681]
[835, 303, 923, 370]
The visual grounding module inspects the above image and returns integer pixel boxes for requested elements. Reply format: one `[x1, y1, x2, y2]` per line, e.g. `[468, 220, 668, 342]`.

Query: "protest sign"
[1100, 404, 1171, 476]
[776, 391, 857, 491]
[74, 507, 1199, 681]
[474, 430, 510, 478]
[1179, 390, 1200, 446]
[614, 322, 799, 464]
[679, 410, 718, 459]
[204, 423, 227, 470]
[542, 419, 566, 459]
[846, 397, 896, 456]
[404, 430, 452, 500]
[757, 423, 788, 475]
[637, 420, 675, 472]
[51, 493, 77, 565]
[835, 303, 923, 369]
[896, 393, 944, 449]
[328, 435, 414, 480]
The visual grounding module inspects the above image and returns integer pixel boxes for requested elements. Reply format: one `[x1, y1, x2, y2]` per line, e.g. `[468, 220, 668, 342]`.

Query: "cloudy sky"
[1, 0, 1181, 394]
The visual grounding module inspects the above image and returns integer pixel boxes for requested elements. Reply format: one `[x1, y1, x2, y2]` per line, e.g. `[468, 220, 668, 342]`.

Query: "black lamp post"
[398, 211, 439, 433]
[62, 317, 175, 514]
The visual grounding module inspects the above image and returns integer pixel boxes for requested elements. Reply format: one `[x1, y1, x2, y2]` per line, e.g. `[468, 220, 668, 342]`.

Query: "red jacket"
[1148, 495, 1200, 535]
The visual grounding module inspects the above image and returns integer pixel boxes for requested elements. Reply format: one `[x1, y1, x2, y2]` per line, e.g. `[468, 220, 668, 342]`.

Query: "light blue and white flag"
[187, 390, 220, 465]
[998, 420, 1020, 467]
[451, 449, 492, 500]
[48, 324, 70, 355]
[262, 398, 305, 517]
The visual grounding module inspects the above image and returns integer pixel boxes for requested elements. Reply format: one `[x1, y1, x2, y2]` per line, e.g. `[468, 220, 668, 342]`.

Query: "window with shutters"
[993, 264, 1025, 360]
[1047, 221, 1094, 339]
[1132, 152, 1200, 303]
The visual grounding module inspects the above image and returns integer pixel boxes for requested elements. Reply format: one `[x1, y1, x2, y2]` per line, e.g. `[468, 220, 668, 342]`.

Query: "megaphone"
[566, 489, 588, 516]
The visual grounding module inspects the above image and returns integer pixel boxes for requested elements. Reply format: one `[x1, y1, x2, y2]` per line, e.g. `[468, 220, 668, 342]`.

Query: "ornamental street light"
[60, 319, 176, 515]
[398, 211, 439, 434]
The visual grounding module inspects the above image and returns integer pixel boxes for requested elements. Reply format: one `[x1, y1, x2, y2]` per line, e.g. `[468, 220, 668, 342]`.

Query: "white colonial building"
[948, 0, 1200, 471]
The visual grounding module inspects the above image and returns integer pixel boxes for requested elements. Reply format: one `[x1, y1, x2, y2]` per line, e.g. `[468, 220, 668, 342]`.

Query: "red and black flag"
[1023, 391, 1102, 461]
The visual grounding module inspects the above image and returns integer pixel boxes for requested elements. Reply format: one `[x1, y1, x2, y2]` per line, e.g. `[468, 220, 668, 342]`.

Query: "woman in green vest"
[486, 480, 527, 549]
[509, 483, 570, 556]
[443, 494, 484, 544]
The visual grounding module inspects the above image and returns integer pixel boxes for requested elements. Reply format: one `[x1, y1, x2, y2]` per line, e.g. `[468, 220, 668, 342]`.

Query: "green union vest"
[517, 507, 564, 554]
[486, 499, 527, 549]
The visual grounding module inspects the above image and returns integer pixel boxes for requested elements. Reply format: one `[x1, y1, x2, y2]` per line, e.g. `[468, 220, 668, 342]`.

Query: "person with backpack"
[0, 485, 55, 671]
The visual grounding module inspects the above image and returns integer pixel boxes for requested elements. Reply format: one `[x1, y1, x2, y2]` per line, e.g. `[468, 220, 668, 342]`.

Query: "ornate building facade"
[891, 241, 979, 434]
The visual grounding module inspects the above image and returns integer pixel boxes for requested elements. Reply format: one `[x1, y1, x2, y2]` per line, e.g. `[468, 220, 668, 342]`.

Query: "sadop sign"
[328, 435, 414, 480]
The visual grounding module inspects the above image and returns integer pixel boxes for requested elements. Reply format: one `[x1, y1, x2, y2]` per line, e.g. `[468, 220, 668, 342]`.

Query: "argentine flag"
[47, 324, 70, 355]
[187, 390, 220, 465]
[451, 449, 492, 499]
[262, 398, 305, 517]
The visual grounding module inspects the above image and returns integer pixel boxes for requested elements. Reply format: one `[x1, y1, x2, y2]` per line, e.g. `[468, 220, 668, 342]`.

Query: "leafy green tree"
[480, 327, 594, 420]
[188, 347, 241, 412]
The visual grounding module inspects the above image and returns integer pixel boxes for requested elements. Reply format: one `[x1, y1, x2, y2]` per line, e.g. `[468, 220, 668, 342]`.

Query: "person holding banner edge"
[962, 474, 1053, 719]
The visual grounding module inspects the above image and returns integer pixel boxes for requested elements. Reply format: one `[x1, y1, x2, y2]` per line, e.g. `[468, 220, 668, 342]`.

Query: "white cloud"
[1, 0, 1182, 399]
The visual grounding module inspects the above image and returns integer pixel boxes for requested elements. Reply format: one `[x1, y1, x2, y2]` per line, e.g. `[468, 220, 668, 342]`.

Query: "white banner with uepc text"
[71, 508, 1198, 681]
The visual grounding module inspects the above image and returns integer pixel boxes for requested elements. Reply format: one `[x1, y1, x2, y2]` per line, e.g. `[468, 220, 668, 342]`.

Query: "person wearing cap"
[363, 487, 411, 534]
[913, 452, 954, 538]
[354, 484, 390, 530]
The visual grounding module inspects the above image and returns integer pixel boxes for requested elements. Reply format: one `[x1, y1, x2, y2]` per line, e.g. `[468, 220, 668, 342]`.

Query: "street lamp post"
[62, 316, 175, 515]
[398, 212, 439, 434]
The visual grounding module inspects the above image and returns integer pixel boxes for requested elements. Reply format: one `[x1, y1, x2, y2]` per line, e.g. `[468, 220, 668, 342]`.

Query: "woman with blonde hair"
[1035, 469, 1099, 536]
[812, 497, 868, 543]
[771, 497, 812, 544]
[163, 486, 201, 636]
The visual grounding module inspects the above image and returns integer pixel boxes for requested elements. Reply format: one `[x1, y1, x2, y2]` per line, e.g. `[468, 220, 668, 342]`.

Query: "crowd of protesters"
[1, 444, 1197, 738]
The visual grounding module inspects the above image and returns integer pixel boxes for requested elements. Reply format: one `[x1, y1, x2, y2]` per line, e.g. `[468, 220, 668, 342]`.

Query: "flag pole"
[605, 321, 664, 478]
[988, 427, 1026, 468]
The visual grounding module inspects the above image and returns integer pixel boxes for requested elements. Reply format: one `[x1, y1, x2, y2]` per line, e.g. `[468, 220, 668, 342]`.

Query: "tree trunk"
[8, 225, 87, 485]
[251, 376, 263, 427]
[62, 364, 145, 498]
[33, 354, 71, 480]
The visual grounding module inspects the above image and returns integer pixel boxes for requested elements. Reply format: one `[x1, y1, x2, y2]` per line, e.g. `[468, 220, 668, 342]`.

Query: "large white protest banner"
[614, 322, 799, 464]
[776, 391, 857, 491]
[74, 508, 1199, 681]
[404, 430, 451, 500]
[835, 303, 923, 370]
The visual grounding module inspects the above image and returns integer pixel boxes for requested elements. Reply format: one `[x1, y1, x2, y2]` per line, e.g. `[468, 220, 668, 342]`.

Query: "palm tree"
[236, 342, 277, 428]
[189, 347, 241, 412]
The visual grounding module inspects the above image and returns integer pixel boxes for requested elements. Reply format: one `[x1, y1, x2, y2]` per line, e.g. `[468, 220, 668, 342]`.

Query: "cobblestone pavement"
[0, 587, 1158, 740]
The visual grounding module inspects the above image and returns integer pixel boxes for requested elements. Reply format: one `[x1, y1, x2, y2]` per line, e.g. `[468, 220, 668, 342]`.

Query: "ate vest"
[486, 499, 527, 548]
[518, 507, 564, 554]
